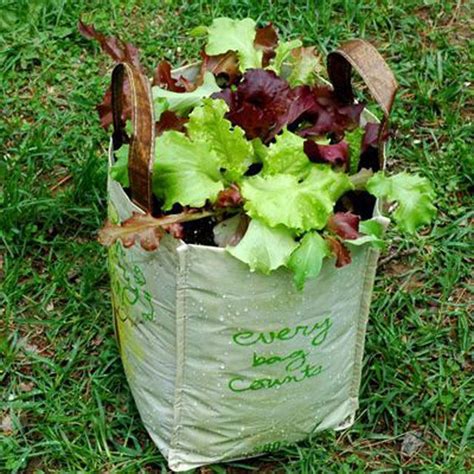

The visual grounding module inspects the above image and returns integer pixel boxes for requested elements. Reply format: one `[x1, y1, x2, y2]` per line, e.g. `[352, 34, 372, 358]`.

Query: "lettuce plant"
[80, 17, 436, 289]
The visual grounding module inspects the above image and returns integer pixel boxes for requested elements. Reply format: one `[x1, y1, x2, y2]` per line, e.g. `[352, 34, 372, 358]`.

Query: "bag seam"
[169, 245, 189, 455]
[349, 247, 380, 407]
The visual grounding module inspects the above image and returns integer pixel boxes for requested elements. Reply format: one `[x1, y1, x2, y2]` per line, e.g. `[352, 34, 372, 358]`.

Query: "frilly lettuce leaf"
[345, 218, 386, 249]
[327, 211, 360, 239]
[186, 99, 253, 182]
[326, 236, 352, 267]
[213, 69, 294, 143]
[78, 20, 141, 68]
[288, 231, 330, 290]
[261, 128, 311, 178]
[345, 127, 364, 174]
[205, 17, 262, 71]
[241, 165, 354, 232]
[99, 210, 211, 251]
[268, 39, 302, 74]
[251, 137, 268, 163]
[360, 218, 386, 237]
[155, 110, 187, 135]
[215, 185, 243, 208]
[152, 60, 186, 91]
[287, 46, 322, 87]
[152, 72, 220, 116]
[254, 23, 279, 67]
[367, 172, 436, 233]
[295, 86, 365, 137]
[78, 21, 140, 130]
[303, 140, 349, 169]
[200, 50, 241, 85]
[153, 131, 224, 210]
[226, 218, 297, 274]
[362, 122, 388, 152]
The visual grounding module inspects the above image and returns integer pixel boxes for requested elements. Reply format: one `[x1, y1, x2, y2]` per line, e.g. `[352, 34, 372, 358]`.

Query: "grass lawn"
[1, 0, 473, 472]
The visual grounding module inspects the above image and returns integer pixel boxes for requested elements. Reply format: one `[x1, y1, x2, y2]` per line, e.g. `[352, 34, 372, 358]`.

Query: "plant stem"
[156, 209, 216, 226]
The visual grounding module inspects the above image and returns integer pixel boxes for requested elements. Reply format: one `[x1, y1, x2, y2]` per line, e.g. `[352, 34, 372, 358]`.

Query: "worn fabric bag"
[106, 40, 397, 471]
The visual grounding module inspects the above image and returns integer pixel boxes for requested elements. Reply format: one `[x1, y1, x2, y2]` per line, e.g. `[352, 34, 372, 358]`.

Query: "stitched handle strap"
[327, 39, 398, 161]
[111, 62, 155, 212]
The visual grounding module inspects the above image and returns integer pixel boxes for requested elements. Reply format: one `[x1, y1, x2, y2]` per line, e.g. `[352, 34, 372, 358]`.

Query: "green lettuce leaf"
[226, 218, 297, 274]
[261, 128, 311, 178]
[186, 99, 253, 182]
[345, 219, 386, 249]
[287, 47, 322, 87]
[345, 127, 364, 174]
[288, 231, 330, 290]
[110, 145, 129, 187]
[251, 138, 268, 163]
[154, 98, 169, 120]
[268, 39, 302, 74]
[242, 165, 354, 232]
[367, 172, 436, 233]
[205, 17, 262, 71]
[360, 219, 385, 238]
[153, 131, 224, 210]
[152, 72, 220, 116]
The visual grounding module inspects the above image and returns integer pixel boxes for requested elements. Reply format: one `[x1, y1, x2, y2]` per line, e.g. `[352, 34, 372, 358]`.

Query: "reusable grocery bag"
[106, 39, 397, 471]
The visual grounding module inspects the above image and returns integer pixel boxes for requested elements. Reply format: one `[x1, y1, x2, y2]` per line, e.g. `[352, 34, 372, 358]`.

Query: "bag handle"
[327, 39, 398, 163]
[111, 62, 155, 212]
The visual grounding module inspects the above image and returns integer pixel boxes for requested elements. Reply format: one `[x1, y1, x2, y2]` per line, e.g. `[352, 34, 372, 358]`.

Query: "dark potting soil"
[182, 216, 219, 246]
[335, 190, 376, 220]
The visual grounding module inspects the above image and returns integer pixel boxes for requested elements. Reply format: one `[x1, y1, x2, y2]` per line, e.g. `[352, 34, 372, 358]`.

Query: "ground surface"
[1, 1, 473, 472]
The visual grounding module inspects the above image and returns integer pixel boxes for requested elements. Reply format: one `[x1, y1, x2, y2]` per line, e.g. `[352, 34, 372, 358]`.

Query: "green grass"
[1, 0, 473, 472]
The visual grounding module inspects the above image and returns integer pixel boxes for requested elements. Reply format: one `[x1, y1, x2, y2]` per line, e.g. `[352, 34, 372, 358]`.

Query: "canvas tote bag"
[105, 39, 397, 471]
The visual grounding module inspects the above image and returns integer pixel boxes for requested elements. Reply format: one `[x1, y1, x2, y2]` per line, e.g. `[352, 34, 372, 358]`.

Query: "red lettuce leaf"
[99, 213, 164, 251]
[155, 111, 188, 136]
[304, 140, 349, 168]
[152, 60, 186, 91]
[291, 86, 364, 138]
[199, 50, 241, 86]
[215, 184, 243, 208]
[78, 20, 141, 130]
[96, 82, 132, 130]
[327, 212, 360, 240]
[98, 210, 213, 251]
[213, 73, 364, 144]
[287, 85, 318, 124]
[358, 122, 390, 172]
[326, 236, 352, 267]
[162, 222, 184, 240]
[213, 69, 293, 143]
[78, 20, 142, 69]
[97, 64, 191, 131]
[254, 23, 279, 67]
[178, 75, 198, 92]
[362, 122, 380, 152]
[362, 122, 390, 152]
